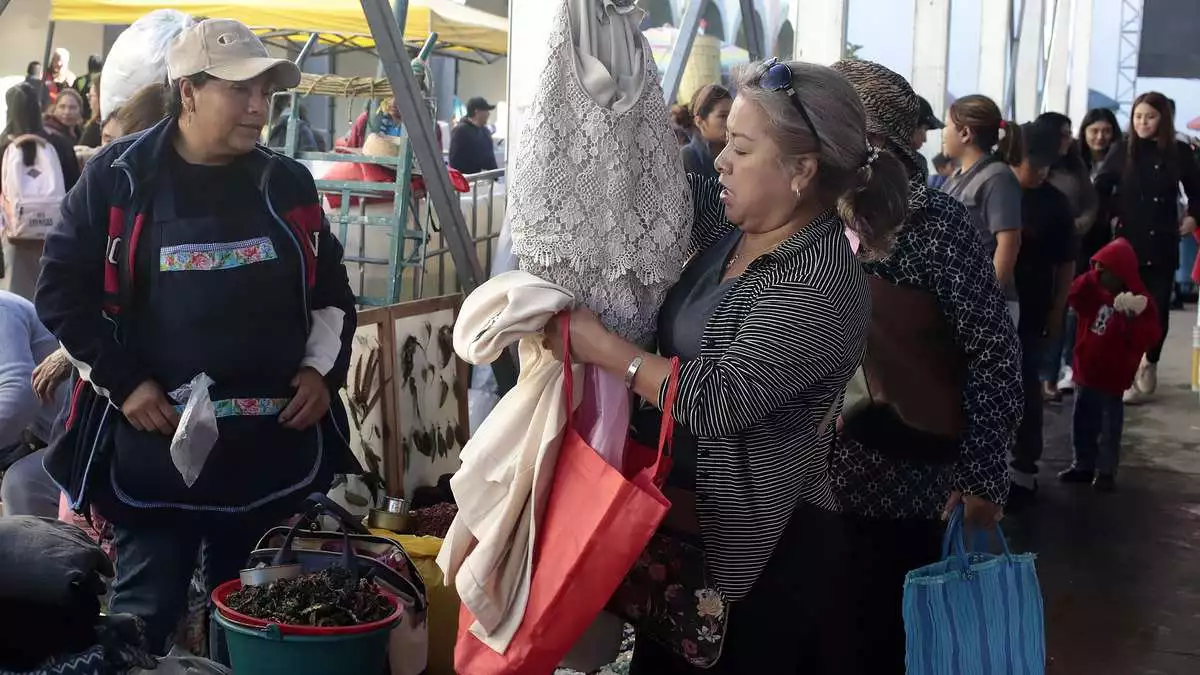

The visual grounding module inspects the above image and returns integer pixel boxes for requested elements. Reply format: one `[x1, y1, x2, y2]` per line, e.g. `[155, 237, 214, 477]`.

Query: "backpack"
[1, 134, 66, 241]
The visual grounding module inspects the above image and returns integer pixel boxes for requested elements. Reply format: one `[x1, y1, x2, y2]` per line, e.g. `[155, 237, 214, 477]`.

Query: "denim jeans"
[1041, 309, 1077, 383]
[109, 515, 277, 656]
[1071, 386, 1125, 475]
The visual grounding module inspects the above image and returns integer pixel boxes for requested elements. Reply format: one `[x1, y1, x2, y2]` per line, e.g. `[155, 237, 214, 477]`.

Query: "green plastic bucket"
[215, 610, 398, 675]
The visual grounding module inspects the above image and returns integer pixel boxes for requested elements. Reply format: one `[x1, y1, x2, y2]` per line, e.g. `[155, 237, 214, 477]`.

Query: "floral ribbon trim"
[160, 237, 278, 272]
[172, 397, 290, 419]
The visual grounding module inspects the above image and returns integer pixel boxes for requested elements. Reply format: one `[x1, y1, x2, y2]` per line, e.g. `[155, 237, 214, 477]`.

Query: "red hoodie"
[1069, 238, 1163, 396]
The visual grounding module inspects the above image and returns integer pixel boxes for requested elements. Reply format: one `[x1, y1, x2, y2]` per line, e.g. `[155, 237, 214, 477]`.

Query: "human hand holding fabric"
[543, 307, 609, 365]
[280, 367, 331, 430]
[122, 380, 180, 435]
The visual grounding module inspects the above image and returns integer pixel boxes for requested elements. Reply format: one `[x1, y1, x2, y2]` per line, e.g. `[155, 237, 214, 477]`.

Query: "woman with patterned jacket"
[829, 60, 1024, 675]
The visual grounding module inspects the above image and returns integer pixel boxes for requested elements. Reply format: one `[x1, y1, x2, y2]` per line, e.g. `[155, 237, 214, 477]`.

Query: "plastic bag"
[169, 373, 218, 487]
[129, 647, 231, 674]
[575, 365, 629, 470]
[100, 9, 195, 120]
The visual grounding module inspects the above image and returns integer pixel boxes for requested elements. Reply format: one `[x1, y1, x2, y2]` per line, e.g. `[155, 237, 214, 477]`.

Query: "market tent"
[51, 0, 508, 62]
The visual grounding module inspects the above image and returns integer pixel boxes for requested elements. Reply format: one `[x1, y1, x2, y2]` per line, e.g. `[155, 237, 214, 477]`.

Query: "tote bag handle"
[942, 504, 1013, 571]
[558, 312, 681, 483]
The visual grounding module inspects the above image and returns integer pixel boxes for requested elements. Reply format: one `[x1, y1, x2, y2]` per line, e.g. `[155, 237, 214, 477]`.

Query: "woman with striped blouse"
[549, 60, 909, 673]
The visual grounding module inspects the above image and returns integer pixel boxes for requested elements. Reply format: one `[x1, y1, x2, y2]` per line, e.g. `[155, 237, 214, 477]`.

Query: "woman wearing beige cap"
[35, 18, 360, 653]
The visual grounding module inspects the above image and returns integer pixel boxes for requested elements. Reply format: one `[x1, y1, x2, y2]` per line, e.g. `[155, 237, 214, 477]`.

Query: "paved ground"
[1006, 306, 1200, 675]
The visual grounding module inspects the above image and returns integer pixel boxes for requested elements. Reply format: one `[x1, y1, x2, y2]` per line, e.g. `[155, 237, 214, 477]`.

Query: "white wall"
[457, 59, 507, 112]
[0, 2, 104, 81]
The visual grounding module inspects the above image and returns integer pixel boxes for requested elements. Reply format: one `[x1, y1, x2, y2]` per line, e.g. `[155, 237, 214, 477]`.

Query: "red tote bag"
[454, 314, 679, 675]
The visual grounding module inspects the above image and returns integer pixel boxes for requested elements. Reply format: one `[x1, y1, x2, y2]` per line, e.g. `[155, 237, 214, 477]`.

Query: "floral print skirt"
[624, 501, 857, 675]
[609, 530, 730, 669]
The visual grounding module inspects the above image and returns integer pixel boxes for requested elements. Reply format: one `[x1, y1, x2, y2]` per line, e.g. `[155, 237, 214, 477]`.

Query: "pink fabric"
[844, 227, 861, 254]
[58, 493, 115, 561]
[575, 366, 630, 471]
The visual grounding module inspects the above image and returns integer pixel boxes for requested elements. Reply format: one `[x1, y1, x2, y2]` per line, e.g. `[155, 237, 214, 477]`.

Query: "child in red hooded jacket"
[1058, 238, 1162, 491]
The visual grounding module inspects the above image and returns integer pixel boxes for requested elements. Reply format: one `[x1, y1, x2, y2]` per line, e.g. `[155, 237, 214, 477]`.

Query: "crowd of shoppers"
[1, 16, 1196, 674]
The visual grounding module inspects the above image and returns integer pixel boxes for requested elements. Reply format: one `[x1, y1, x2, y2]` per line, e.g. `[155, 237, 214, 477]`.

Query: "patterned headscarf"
[830, 59, 926, 181]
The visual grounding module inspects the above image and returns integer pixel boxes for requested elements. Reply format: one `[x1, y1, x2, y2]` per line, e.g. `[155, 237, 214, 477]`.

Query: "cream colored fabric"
[437, 270, 578, 652]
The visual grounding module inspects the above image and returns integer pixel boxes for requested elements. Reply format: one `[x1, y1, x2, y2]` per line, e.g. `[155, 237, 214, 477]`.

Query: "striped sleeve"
[686, 173, 733, 257]
[660, 279, 852, 439]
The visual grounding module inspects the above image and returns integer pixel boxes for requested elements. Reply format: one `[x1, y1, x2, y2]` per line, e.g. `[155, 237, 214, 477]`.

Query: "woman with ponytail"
[548, 59, 907, 673]
[676, 83, 732, 180]
[942, 95, 1025, 324]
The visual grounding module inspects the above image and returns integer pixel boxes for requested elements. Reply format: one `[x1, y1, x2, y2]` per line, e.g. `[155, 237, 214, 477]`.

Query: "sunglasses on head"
[759, 58, 822, 149]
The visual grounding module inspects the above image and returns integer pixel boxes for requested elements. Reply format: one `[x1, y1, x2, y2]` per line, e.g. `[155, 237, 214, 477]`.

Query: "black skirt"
[629, 500, 855, 675]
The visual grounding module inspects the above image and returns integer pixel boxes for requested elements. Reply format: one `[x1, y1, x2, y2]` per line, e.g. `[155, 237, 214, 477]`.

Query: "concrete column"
[912, 0, 951, 162]
[978, 0, 1012, 105]
[1042, 0, 1072, 115]
[1014, 0, 1045, 122]
[792, 0, 848, 65]
[1067, 0, 1094, 127]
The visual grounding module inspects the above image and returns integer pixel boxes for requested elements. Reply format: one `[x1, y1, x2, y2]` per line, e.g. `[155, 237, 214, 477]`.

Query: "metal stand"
[1115, 0, 1144, 116]
[359, 0, 516, 389]
[662, 0, 708, 104]
[738, 0, 764, 61]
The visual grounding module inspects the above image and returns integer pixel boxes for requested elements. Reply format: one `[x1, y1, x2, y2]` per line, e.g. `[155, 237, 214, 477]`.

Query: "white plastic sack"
[129, 647, 231, 674]
[169, 373, 218, 487]
[100, 9, 195, 120]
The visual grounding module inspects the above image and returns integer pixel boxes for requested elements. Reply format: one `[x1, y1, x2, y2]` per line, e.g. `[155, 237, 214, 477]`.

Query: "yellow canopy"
[51, 0, 508, 60]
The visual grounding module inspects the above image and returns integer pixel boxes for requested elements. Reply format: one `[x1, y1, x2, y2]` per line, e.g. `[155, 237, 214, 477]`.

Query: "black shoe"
[1093, 473, 1116, 492]
[1006, 482, 1038, 512]
[1057, 467, 1094, 484]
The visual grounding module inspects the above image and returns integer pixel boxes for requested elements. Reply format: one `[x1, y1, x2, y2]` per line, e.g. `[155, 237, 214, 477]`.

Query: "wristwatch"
[624, 355, 644, 389]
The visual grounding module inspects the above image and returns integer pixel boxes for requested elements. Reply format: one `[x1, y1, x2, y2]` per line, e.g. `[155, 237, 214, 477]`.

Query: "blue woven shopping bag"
[902, 506, 1045, 675]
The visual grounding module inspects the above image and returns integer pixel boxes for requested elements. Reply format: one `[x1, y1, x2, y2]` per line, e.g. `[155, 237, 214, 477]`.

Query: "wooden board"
[339, 307, 398, 497]
[387, 294, 469, 497]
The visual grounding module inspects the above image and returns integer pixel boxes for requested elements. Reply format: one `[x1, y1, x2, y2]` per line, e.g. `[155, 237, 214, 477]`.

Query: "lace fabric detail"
[508, 0, 692, 346]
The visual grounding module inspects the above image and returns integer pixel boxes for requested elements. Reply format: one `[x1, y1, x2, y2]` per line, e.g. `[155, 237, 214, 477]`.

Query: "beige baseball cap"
[167, 18, 301, 89]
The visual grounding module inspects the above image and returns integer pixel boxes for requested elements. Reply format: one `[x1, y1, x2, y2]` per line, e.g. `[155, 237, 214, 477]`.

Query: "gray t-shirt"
[654, 229, 741, 491]
[944, 157, 1023, 299]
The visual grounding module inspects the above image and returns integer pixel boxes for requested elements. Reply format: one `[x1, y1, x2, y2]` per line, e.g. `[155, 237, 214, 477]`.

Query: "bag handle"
[302, 491, 372, 534]
[558, 312, 680, 484]
[941, 504, 1013, 570]
[271, 514, 359, 587]
[269, 493, 369, 567]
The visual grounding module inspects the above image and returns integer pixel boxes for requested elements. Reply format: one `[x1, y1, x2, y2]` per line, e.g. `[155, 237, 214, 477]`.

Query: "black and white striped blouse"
[657, 176, 870, 601]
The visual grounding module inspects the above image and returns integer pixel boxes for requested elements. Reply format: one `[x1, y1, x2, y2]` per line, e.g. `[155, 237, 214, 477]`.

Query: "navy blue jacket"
[35, 119, 361, 513]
